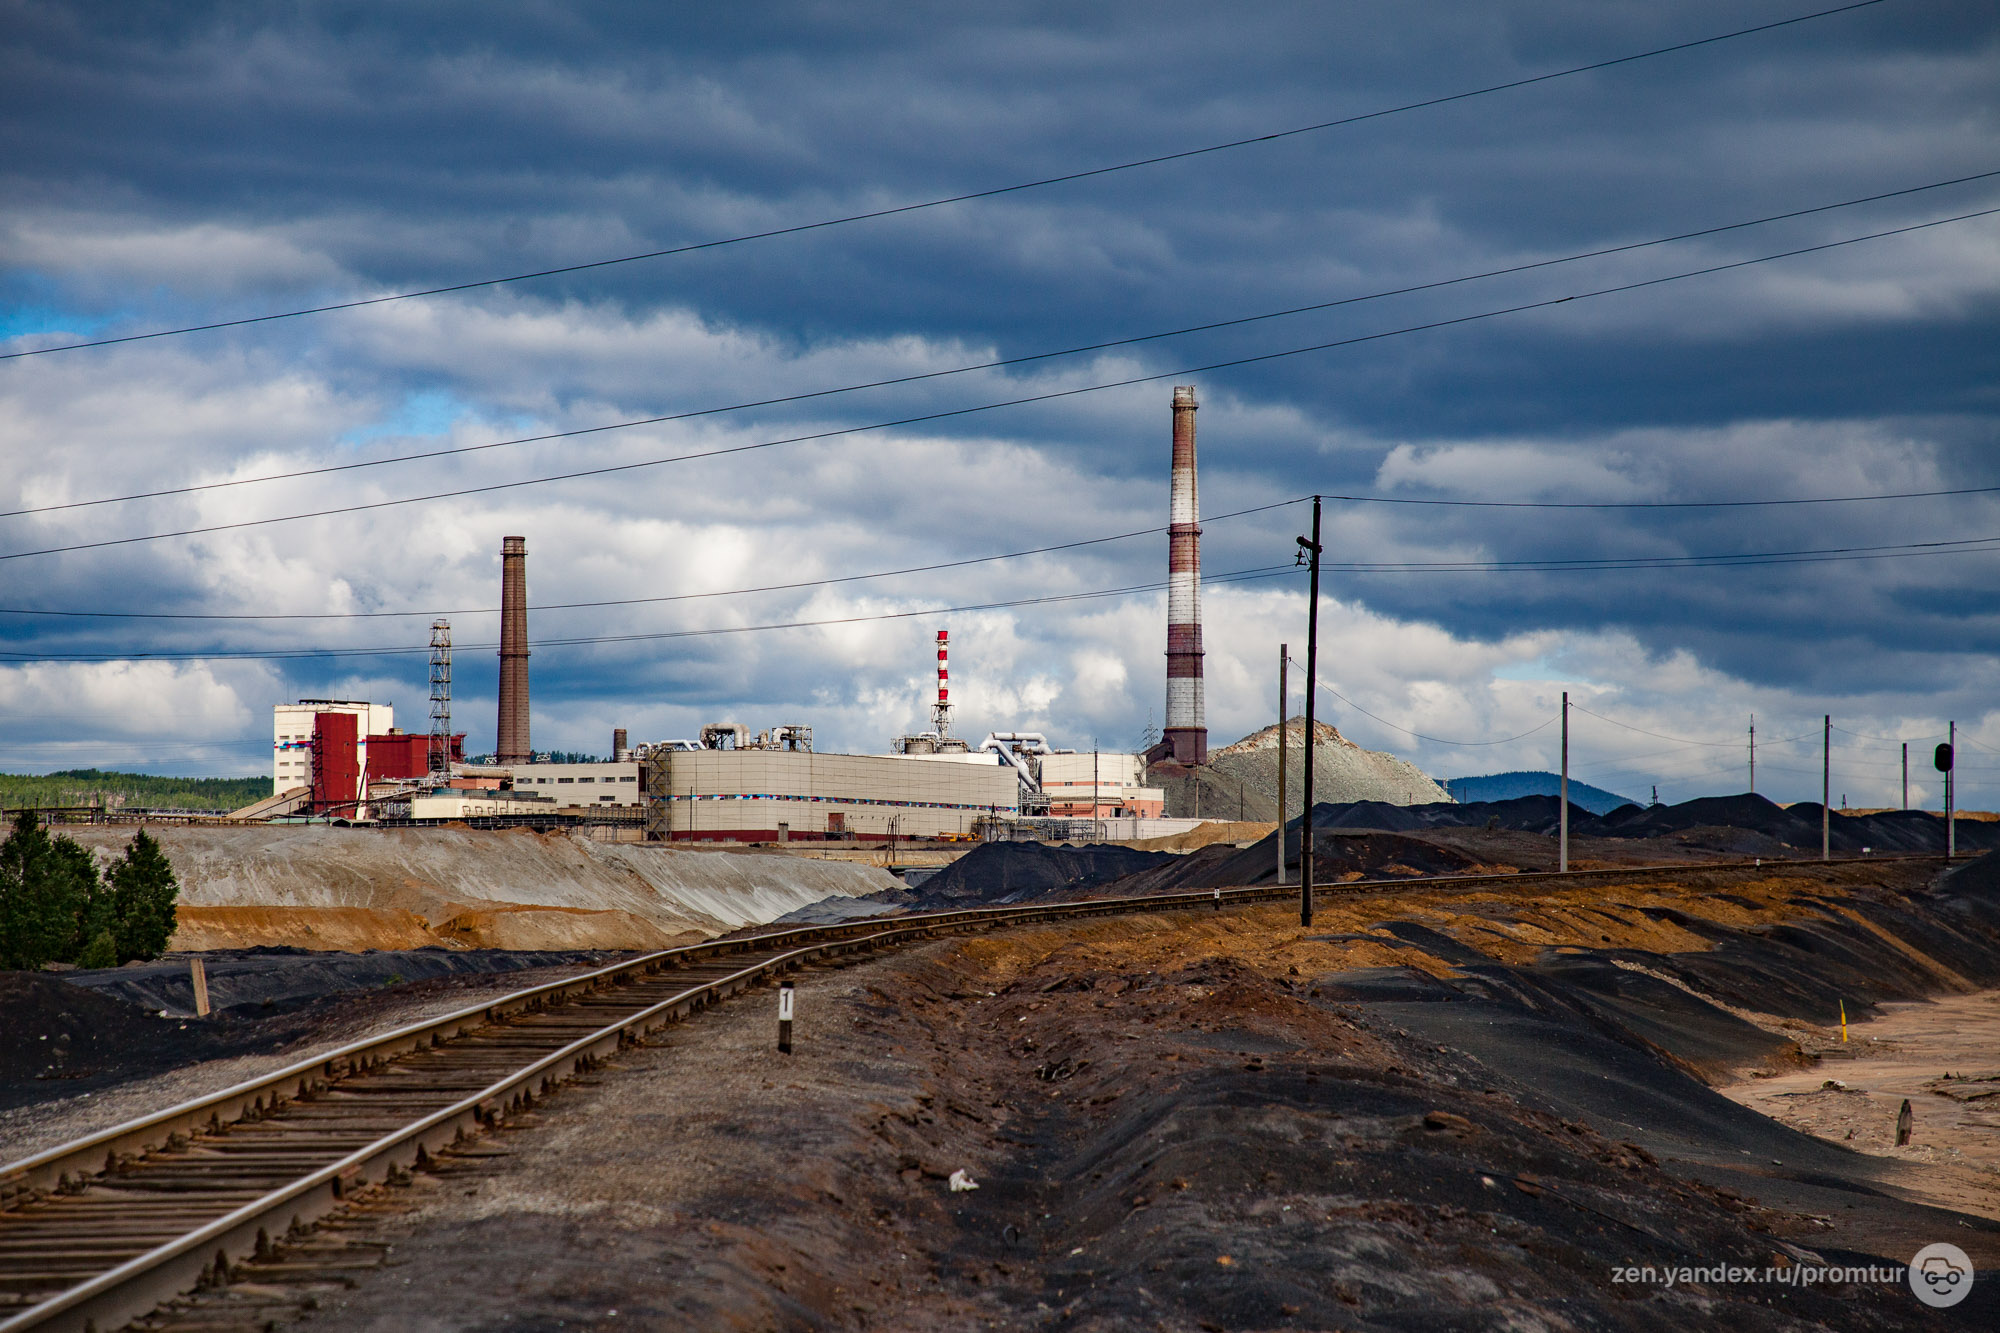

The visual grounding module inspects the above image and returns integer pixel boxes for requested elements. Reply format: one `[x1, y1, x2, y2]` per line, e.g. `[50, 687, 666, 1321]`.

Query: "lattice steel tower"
[428, 618, 453, 776]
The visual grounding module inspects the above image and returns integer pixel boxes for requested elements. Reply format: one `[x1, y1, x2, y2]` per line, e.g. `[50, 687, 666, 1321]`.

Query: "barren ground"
[1724, 989, 2000, 1224]
[105, 859, 2000, 1331]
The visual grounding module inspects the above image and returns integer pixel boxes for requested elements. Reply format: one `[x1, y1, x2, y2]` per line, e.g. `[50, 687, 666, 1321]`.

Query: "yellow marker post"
[1840, 999, 1848, 1043]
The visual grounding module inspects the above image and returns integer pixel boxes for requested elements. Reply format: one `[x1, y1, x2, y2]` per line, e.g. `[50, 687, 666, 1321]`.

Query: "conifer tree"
[106, 829, 179, 962]
[0, 810, 101, 970]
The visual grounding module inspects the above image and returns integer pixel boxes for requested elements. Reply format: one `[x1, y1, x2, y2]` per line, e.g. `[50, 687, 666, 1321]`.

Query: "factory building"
[644, 746, 1018, 842]
[1038, 752, 1165, 819]
[272, 700, 391, 796]
[271, 700, 464, 810]
[509, 761, 642, 807]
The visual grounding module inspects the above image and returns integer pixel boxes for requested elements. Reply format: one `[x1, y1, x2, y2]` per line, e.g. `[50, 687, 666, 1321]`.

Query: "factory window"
[558, 777, 573, 784]
[577, 776, 595, 783]
[600, 794, 615, 802]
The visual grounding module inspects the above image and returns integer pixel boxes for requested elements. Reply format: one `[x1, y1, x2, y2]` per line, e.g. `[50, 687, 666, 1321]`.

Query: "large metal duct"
[1163, 386, 1207, 765]
[496, 536, 531, 765]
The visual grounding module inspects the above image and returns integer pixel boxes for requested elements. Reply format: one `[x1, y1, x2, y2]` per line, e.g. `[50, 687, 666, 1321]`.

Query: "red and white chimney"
[931, 629, 952, 737]
[1163, 386, 1207, 765]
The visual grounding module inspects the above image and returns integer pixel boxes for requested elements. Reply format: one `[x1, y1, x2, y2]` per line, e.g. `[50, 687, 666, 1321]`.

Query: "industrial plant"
[258, 388, 1225, 844]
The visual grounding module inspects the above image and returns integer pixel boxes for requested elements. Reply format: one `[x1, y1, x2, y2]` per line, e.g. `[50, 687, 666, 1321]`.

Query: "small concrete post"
[1213, 887, 1221, 911]
[777, 980, 795, 1054]
[190, 958, 210, 1017]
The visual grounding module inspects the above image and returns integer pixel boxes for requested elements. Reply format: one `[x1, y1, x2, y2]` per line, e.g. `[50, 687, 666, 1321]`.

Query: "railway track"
[0, 852, 1933, 1331]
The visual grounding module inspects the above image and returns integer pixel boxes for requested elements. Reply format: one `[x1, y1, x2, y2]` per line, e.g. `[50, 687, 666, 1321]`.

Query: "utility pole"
[1748, 715, 1755, 795]
[1560, 692, 1569, 874]
[1948, 720, 1956, 860]
[1822, 715, 1831, 862]
[1277, 643, 1288, 885]
[1902, 742, 1909, 811]
[1296, 498, 1323, 928]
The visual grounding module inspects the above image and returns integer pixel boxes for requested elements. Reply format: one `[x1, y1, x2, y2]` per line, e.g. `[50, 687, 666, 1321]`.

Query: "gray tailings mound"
[1206, 793, 2000, 886]
[1152, 719, 1448, 820]
[2, 949, 625, 1111]
[894, 841, 1173, 909]
[820, 794, 2000, 912]
[62, 947, 627, 1017]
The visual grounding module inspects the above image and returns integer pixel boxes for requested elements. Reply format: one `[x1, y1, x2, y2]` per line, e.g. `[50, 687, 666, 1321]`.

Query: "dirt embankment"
[63, 825, 897, 951]
[145, 857, 2000, 1330]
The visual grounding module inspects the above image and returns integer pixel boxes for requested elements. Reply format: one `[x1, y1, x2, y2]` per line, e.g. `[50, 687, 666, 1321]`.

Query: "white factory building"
[271, 700, 392, 796]
[507, 761, 643, 807]
[643, 748, 1019, 842]
[1036, 752, 1165, 819]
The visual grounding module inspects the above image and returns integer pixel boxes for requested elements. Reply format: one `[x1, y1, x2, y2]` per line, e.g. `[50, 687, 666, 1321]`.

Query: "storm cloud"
[2, 0, 1997, 807]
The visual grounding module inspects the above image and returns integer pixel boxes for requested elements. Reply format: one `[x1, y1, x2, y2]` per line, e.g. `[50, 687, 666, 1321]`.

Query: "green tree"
[106, 829, 179, 963]
[0, 810, 101, 970]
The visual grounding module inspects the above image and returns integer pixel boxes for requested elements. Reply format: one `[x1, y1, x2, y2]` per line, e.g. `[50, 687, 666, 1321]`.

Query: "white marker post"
[777, 980, 795, 1054]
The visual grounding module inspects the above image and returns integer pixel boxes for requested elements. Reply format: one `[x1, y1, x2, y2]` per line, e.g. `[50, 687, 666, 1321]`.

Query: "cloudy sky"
[2, 0, 1997, 807]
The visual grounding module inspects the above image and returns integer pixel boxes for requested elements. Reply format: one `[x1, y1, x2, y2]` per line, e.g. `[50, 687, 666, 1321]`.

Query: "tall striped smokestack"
[496, 535, 531, 765]
[1164, 385, 1207, 765]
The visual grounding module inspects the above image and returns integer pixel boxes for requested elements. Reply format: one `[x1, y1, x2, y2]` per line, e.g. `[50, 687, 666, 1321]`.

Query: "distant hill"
[1442, 771, 1636, 816]
[0, 769, 269, 813]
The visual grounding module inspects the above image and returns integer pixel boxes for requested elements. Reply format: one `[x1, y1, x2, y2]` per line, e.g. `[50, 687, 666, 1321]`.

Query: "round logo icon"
[1909, 1242, 1974, 1308]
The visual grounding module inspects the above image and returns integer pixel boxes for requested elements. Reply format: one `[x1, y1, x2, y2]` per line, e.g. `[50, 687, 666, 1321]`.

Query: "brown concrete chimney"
[496, 536, 531, 764]
[1163, 386, 1207, 765]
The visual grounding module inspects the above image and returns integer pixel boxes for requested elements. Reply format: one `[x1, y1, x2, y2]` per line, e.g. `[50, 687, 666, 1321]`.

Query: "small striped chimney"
[1163, 386, 1207, 765]
[496, 536, 531, 765]
[931, 629, 952, 737]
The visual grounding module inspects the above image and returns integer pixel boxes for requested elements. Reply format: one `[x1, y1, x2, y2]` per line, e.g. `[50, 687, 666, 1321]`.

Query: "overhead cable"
[6, 201, 1993, 566]
[1297, 665, 1558, 746]
[1321, 531, 2000, 573]
[0, 0, 1891, 363]
[12, 163, 1995, 520]
[0, 565, 1298, 664]
[0, 500, 1302, 621]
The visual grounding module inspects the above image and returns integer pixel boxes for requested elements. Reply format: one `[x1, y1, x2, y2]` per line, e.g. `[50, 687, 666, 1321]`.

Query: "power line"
[0, 0, 1891, 364]
[0, 564, 1298, 664]
[0, 501, 1300, 621]
[1294, 664, 1558, 746]
[1321, 531, 2000, 573]
[1324, 482, 2000, 512]
[7, 202, 1993, 567]
[1565, 702, 1737, 748]
[14, 163, 1995, 521]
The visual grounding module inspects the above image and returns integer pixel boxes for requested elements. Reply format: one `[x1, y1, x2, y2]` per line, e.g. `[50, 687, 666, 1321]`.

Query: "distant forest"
[1444, 771, 1638, 816]
[0, 769, 268, 813]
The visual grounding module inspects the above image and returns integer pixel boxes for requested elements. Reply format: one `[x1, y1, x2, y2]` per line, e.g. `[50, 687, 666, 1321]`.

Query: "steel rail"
[0, 849, 1939, 1330]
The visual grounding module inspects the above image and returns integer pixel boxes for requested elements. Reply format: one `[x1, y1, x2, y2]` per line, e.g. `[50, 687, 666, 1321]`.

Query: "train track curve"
[0, 852, 1922, 1331]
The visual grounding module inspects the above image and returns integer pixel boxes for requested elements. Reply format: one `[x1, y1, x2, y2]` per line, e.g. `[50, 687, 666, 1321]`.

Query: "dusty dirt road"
[1724, 989, 2000, 1225]
[123, 860, 2000, 1332]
